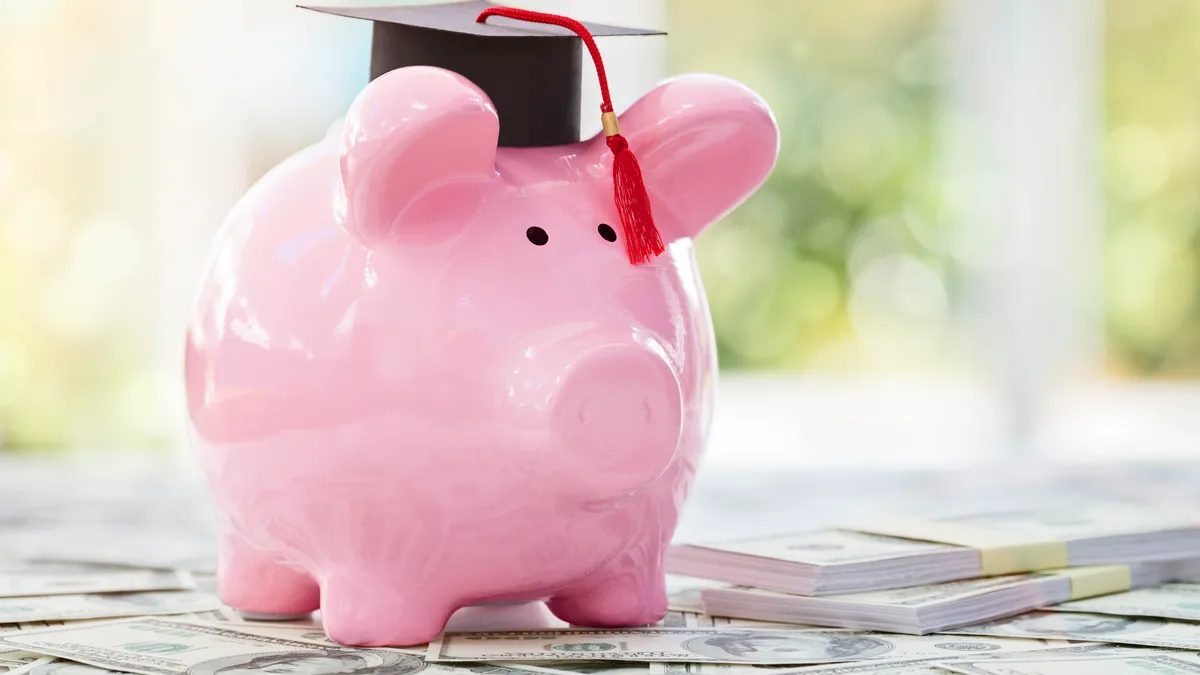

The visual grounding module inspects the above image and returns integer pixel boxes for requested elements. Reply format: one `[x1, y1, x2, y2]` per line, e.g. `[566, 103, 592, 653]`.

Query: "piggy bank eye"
[526, 226, 549, 246]
[597, 223, 617, 242]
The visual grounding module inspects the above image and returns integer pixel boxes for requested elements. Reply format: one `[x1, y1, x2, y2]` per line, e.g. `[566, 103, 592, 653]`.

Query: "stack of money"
[9, 559, 1200, 674]
[665, 504, 1200, 633]
[668, 505, 1200, 595]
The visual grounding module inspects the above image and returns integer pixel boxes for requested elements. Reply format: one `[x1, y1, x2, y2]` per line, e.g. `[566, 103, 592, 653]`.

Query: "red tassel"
[607, 134, 664, 264]
[477, 5, 665, 266]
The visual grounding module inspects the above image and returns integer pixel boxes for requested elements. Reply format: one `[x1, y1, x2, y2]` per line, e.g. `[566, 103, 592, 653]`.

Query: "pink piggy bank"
[185, 66, 778, 646]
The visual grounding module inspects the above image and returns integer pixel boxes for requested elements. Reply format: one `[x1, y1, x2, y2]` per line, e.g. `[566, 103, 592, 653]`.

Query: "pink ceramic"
[185, 66, 778, 647]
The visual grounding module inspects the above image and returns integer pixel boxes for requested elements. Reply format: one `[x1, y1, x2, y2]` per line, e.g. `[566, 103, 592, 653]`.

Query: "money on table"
[699, 560, 1196, 634]
[0, 565, 192, 599]
[424, 629, 1072, 665]
[946, 610, 1200, 650]
[667, 504, 1200, 596]
[0, 618, 560, 675]
[1045, 582, 1200, 622]
[936, 650, 1200, 675]
[652, 661, 962, 674]
[0, 590, 221, 624]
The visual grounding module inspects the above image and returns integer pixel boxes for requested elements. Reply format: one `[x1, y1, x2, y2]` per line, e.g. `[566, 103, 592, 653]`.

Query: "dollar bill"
[925, 503, 1199, 540]
[0, 590, 220, 624]
[0, 618, 564, 675]
[936, 650, 1200, 675]
[510, 662, 650, 675]
[947, 610, 1200, 650]
[792, 666, 955, 675]
[666, 577, 729, 613]
[681, 531, 964, 567]
[1047, 582, 1200, 621]
[196, 617, 428, 656]
[0, 569, 192, 599]
[6, 656, 56, 675]
[425, 629, 1065, 664]
[3, 655, 577, 675]
[0, 650, 44, 668]
[177, 609, 240, 623]
[655, 612, 806, 630]
[705, 572, 1058, 615]
[650, 660, 959, 674]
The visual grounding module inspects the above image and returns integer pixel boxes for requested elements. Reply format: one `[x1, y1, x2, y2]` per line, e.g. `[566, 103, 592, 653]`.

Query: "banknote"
[936, 650, 1200, 675]
[1047, 582, 1200, 621]
[0, 618, 564, 675]
[3, 655, 581, 675]
[6, 656, 55, 675]
[650, 659, 958, 674]
[656, 612, 808, 630]
[196, 617, 427, 655]
[929, 503, 1199, 540]
[4, 658, 597, 675]
[666, 577, 731, 613]
[0, 569, 192, 599]
[0, 650, 44, 667]
[644, 642, 1115, 675]
[511, 662, 651, 675]
[0, 590, 220, 623]
[425, 629, 1064, 664]
[178, 609, 240, 623]
[947, 610, 1200, 650]
[658, 612, 690, 628]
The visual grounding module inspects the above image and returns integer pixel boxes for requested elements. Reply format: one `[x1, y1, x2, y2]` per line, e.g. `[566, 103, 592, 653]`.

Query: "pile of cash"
[5, 504, 1200, 675]
[667, 504, 1200, 635]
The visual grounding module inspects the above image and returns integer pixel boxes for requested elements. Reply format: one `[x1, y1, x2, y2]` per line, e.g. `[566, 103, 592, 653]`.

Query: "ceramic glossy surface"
[185, 66, 779, 646]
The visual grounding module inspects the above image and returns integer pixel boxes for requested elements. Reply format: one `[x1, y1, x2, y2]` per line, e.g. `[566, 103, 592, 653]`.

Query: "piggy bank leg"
[320, 575, 453, 647]
[218, 533, 320, 617]
[547, 564, 668, 627]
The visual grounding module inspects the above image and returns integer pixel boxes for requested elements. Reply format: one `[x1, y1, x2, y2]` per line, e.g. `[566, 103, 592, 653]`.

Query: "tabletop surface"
[2, 455, 1198, 573]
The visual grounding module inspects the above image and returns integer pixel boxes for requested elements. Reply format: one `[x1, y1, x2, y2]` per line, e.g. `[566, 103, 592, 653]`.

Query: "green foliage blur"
[1104, 2, 1200, 376]
[673, 0, 1200, 376]
[669, 0, 948, 372]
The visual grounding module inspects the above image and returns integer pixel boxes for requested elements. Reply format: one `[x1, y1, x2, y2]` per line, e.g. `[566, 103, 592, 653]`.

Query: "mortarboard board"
[303, 1, 664, 149]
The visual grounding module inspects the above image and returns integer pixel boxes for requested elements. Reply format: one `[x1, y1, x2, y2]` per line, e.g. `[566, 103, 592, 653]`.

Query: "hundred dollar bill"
[653, 663, 958, 675]
[5, 655, 573, 675]
[425, 629, 1065, 664]
[1046, 582, 1200, 621]
[197, 617, 427, 656]
[0, 590, 220, 623]
[947, 610, 1200, 650]
[0, 650, 44, 667]
[0, 569, 192, 599]
[508, 662, 650, 675]
[8, 657, 590, 675]
[6, 656, 53, 675]
[0, 618, 560, 675]
[655, 612, 808, 630]
[666, 577, 726, 613]
[645, 641, 1116, 675]
[712, 644, 1175, 675]
[936, 650, 1200, 675]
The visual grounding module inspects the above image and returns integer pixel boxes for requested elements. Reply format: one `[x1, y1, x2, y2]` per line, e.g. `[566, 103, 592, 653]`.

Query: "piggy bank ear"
[609, 75, 779, 243]
[338, 66, 499, 246]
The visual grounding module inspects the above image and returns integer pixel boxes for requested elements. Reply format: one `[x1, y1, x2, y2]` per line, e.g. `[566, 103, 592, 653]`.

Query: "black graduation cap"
[304, 1, 664, 148]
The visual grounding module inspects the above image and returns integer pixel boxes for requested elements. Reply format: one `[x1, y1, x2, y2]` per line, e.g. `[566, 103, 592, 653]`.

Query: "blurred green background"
[0, 0, 1197, 450]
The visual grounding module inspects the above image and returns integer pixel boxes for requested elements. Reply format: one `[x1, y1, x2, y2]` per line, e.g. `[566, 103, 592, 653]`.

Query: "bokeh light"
[1, 0, 1199, 451]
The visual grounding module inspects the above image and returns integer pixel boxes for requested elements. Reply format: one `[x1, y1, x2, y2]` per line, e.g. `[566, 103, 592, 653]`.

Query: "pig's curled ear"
[607, 75, 779, 243]
[337, 66, 499, 246]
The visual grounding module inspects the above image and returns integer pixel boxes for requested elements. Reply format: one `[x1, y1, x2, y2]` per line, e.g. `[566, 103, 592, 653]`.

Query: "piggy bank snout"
[552, 347, 683, 494]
